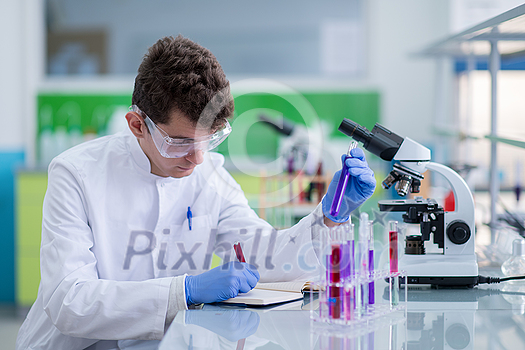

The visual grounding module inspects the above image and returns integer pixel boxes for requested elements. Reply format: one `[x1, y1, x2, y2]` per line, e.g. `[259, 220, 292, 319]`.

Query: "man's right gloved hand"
[185, 261, 260, 305]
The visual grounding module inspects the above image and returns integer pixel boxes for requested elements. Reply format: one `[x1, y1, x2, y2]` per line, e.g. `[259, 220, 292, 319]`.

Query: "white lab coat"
[16, 129, 324, 350]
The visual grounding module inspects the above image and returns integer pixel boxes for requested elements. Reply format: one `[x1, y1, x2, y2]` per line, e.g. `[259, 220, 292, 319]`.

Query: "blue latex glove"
[322, 148, 376, 223]
[185, 261, 260, 305]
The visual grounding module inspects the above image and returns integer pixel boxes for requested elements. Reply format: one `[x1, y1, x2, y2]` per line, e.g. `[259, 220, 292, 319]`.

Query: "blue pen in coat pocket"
[187, 206, 192, 230]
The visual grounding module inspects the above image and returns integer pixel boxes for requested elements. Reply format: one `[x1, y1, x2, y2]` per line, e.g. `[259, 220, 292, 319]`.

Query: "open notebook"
[220, 281, 314, 306]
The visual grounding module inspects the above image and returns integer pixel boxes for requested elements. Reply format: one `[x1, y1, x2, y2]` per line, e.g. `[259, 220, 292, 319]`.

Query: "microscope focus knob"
[403, 206, 420, 223]
[447, 221, 471, 245]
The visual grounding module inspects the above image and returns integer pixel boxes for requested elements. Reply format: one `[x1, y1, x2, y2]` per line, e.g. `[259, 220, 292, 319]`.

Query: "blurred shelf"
[418, 4, 525, 58]
[39, 76, 134, 93]
[485, 135, 525, 149]
[417, 4, 525, 240]
[258, 173, 331, 226]
[432, 126, 481, 140]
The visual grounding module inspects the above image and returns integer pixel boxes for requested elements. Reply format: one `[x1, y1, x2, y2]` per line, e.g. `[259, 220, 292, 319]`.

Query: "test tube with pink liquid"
[389, 220, 400, 307]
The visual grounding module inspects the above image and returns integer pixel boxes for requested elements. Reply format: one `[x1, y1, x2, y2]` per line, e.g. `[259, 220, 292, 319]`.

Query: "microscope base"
[400, 254, 479, 288]
[403, 276, 479, 288]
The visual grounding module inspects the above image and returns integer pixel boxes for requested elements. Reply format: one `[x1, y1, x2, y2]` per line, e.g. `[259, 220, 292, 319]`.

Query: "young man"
[16, 35, 375, 349]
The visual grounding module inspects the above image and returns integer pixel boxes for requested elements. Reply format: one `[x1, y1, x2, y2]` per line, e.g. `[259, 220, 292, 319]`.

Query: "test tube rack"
[310, 308, 407, 350]
[310, 222, 407, 327]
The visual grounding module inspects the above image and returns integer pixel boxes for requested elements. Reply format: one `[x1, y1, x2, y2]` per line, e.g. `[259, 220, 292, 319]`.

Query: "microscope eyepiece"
[338, 118, 424, 196]
[338, 119, 404, 161]
[338, 119, 373, 145]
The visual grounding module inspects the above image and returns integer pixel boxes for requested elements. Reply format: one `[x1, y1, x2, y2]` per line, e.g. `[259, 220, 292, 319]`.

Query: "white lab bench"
[82, 267, 525, 350]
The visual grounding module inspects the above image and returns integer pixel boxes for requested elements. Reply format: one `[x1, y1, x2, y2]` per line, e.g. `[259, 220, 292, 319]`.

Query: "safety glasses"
[130, 105, 231, 158]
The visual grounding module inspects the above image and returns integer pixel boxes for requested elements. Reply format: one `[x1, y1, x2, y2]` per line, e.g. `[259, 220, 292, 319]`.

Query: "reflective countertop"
[91, 268, 525, 349]
[156, 284, 525, 350]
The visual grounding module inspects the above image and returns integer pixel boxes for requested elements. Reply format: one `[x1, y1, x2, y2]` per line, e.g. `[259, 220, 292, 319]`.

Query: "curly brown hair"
[132, 35, 234, 130]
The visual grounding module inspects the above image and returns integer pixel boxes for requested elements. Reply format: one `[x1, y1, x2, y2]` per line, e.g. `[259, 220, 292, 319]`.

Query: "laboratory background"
[3, 0, 525, 349]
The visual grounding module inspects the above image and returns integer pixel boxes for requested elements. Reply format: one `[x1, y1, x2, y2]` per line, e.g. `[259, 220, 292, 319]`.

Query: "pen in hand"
[233, 242, 248, 350]
[233, 242, 246, 263]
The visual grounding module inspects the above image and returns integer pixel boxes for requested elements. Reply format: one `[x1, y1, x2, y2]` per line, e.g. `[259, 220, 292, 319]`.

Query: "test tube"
[359, 213, 369, 311]
[287, 153, 294, 203]
[389, 323, 398, 350]
[369, 330, 375, 350]
[368, 220, 375, 305]
[360, 331, 375, 350]
[342, 223, 355, 321]
[320, 225, 332, 321]
[389, 221, 399, 273]
[328, 227, 342, 319]
[297, 170, 304, 203]
[329, 141, 358, 217]
[389, 221, 399, 307]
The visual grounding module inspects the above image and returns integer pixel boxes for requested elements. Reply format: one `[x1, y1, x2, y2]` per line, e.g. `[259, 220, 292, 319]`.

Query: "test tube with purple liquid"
[358, 213, 369, 310]
[329, 141, 358, 217]
[368, 220, 375, 305]
[342, 223, 355, 321]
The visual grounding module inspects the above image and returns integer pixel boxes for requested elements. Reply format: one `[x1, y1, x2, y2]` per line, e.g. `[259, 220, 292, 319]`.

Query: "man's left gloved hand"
[322, 148, 376, 223]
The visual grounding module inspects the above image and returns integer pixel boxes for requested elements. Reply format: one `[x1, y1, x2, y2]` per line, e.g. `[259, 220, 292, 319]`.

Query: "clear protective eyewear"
[130, 105, 231, 158]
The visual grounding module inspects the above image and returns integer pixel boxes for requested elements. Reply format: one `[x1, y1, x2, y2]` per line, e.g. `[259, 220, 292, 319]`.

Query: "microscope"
[339, 119, 478, 287]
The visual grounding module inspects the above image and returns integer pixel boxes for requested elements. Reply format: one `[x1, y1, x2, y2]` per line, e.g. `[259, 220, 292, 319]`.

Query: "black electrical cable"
[500, 275, 525, 282]
[477, 275, 525, 285]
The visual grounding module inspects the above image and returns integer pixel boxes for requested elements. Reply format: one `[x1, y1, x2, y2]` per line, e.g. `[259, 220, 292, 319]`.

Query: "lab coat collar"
[125, 130, 195, 185]
[126, 130, 155, 176]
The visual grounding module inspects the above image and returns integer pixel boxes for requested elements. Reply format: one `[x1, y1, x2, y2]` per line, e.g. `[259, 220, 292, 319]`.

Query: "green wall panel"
[37, 94, 131, 133]
[217, 91, 379, 157]
[37, 90, 379, 161]
[16, 172, 47, 307]
[17, 250, 41, 307]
